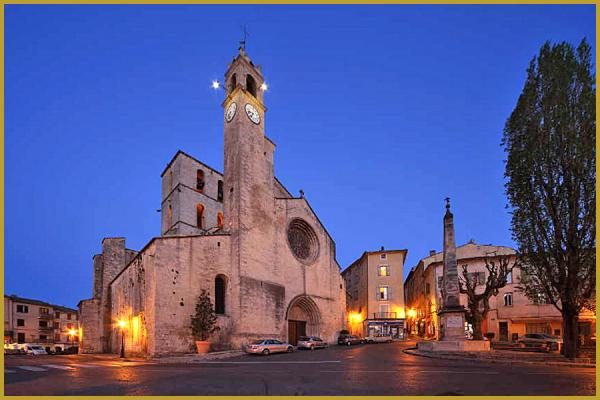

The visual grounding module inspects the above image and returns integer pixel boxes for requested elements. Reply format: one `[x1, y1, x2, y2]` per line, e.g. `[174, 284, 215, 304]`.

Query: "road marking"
[199, 360, 342, 365]
[42, 364, 74, 370]
[320, 370, 501, 375]
[4, 369, 17, 373]
[17, 366, 48, 372]
[67, 363, 100, 368]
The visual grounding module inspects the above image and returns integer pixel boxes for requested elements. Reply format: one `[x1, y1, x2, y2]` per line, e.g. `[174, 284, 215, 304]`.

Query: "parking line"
[199, 361, 342, 364]
[42, 364, 74, 370]
[67, 363, 100, 368]
[17, 366, 48, 372]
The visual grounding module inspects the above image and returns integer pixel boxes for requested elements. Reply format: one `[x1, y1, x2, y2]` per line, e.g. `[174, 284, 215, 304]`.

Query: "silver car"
[245, 339, 294, 355]
[517, 333, 562, 352]
[297, 336, 328, 350]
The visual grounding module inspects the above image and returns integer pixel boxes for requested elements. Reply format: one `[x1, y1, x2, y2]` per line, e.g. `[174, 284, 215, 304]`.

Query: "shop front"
[366, 319, 406, 340]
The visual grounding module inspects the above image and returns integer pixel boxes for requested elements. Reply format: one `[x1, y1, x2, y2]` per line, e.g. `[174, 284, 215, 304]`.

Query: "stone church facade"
[78, 48, 347, 357]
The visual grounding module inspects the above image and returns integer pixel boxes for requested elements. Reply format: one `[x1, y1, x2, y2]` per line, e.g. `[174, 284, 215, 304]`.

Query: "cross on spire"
[445, 197, 451, 210]
[239, 25, 250, 51]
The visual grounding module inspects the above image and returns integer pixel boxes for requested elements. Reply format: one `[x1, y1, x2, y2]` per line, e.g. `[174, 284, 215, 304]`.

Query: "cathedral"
[78, 48, 347, 356]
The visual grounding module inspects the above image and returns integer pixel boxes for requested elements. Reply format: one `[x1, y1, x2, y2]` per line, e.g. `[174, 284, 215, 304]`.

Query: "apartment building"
[4, 295, 79, 351]
[342, 248, 407, 339]
[404, 241, 596, 343]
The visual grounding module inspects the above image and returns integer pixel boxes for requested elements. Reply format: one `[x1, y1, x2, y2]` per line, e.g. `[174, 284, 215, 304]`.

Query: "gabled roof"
[4, 294, 78, 313]
[160, 150, 223, 178]
[420, 241, 516, 272]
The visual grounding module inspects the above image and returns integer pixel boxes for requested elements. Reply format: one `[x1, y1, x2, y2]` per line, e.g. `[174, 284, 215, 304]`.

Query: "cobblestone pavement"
[4, 342, 596, 396]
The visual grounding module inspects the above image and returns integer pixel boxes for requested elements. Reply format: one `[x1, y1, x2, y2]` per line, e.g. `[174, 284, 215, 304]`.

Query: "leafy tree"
[191, 290, 220, 341]
[502, 39, 595, 358]
[458, 257, 516, 340]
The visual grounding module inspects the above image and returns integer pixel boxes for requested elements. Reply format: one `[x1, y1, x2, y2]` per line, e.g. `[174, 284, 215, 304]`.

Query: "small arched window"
[217, 180, 224, 202]
[196, 169, 205, 192]
[196, 204, 204, 229]
[230, 74, 237, 93]
[215, 275, 226, 314]
[166, 203, 172, 228]
[246, 75, 257, 97]
[217, 212, 224, 228]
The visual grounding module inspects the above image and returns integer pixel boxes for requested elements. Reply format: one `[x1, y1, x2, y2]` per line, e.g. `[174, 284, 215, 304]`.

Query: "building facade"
[404, 241, 596, 343]
[78, 48, 346, 357]
[342, 248, 407, 339]
[4, 295, 79, 352]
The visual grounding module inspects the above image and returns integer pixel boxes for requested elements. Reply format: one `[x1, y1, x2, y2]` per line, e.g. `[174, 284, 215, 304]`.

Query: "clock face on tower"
[245, 103, 261, 124]
[225, 102, 237, 123]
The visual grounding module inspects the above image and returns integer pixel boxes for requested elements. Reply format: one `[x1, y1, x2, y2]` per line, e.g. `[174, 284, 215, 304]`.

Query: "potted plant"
[190, 289, 220, 354]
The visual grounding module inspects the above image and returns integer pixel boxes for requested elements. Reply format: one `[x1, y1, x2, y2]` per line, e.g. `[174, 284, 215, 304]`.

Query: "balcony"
[39, 311, 54, 320]
[372, 312, 398, 319]
[39, 325, 55, 333]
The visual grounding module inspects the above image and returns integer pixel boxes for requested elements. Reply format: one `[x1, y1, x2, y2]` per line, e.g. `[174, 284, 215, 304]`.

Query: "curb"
[152, 350, 245, 364]
[403, 348, 596, 369]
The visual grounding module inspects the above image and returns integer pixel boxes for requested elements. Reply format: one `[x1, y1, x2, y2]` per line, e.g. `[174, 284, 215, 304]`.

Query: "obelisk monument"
[438, 198, 466, 341]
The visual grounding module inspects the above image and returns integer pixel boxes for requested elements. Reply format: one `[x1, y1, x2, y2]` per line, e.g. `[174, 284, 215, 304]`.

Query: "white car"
[25, 345, 47, 355]
[365, 335, 393, 344]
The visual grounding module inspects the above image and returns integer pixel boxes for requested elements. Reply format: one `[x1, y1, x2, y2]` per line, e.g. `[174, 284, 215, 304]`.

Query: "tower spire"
[239, 25, 249, 52]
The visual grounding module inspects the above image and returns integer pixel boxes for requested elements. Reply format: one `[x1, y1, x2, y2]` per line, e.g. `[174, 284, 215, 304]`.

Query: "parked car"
[365, 334, 393, 344]
[337, 334, 363, 346]
[297, 336, 328, 350]
[25, 345, 48, 355]
[517, 333, 562, 352]
[245, 339, 294, 355]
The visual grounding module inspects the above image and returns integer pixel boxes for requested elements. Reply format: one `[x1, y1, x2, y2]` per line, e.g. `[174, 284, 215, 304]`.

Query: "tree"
[190, 290, 220, 341]
[458, 257, 516, 340]
[502, 39, 595, 358]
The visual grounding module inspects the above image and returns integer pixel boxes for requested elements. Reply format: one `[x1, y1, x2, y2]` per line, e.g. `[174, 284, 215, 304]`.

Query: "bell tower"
[222, 47, 276, 283]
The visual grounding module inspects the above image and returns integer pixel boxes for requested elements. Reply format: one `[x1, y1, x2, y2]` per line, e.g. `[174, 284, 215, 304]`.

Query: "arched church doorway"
[286, 295, 321, 345]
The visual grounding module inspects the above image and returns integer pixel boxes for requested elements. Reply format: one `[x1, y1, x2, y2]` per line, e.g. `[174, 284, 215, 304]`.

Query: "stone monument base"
[417, 340, 490, 352]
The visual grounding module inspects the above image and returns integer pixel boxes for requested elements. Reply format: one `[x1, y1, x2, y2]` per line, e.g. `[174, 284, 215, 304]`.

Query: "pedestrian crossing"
[5, 360, 151, 374]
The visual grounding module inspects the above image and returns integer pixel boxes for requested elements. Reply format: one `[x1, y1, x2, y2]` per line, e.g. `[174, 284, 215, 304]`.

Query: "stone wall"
[79, 238, 137, 354]
[110, 242, 157, 356]
[161, 151, 224, 236]
[78, 299, 102, 353]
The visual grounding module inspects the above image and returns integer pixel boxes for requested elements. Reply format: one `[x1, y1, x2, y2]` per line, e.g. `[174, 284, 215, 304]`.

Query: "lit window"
[378, 265, 390, 276]
[196, 204, 205, 229]
[378, 286, 389, 300]
[217, 212, 224, 228]
[503, 293, 513, 307]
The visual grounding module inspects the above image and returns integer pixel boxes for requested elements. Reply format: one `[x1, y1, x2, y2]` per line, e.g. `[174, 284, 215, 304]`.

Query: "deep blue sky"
[5, 5, 595, 308]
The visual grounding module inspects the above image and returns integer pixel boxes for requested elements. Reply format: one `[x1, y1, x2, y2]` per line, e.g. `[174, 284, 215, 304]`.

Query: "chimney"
[380, 246, 384, 251]
[429, 250, 436, 256]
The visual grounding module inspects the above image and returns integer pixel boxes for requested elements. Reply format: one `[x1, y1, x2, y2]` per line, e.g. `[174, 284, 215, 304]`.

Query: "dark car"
[337, 334, 363, 346]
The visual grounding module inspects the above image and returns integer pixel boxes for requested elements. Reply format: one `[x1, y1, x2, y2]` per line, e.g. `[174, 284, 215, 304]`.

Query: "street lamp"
[211, 80, 268, 92]
[117, 320, 127, 358]
[68, 328, 77, 347]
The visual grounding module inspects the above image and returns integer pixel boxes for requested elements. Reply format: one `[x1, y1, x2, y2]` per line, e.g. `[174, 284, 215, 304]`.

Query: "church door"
[288, 320, 307, 345]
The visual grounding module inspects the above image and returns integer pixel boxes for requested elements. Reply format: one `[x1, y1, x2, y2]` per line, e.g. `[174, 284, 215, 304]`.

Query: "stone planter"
[195, 341, 210, 354]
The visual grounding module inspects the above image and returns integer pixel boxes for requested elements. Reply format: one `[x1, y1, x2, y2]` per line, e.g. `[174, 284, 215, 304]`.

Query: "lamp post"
[67, 329, 77, 350]
[118, 320, 126, 358]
